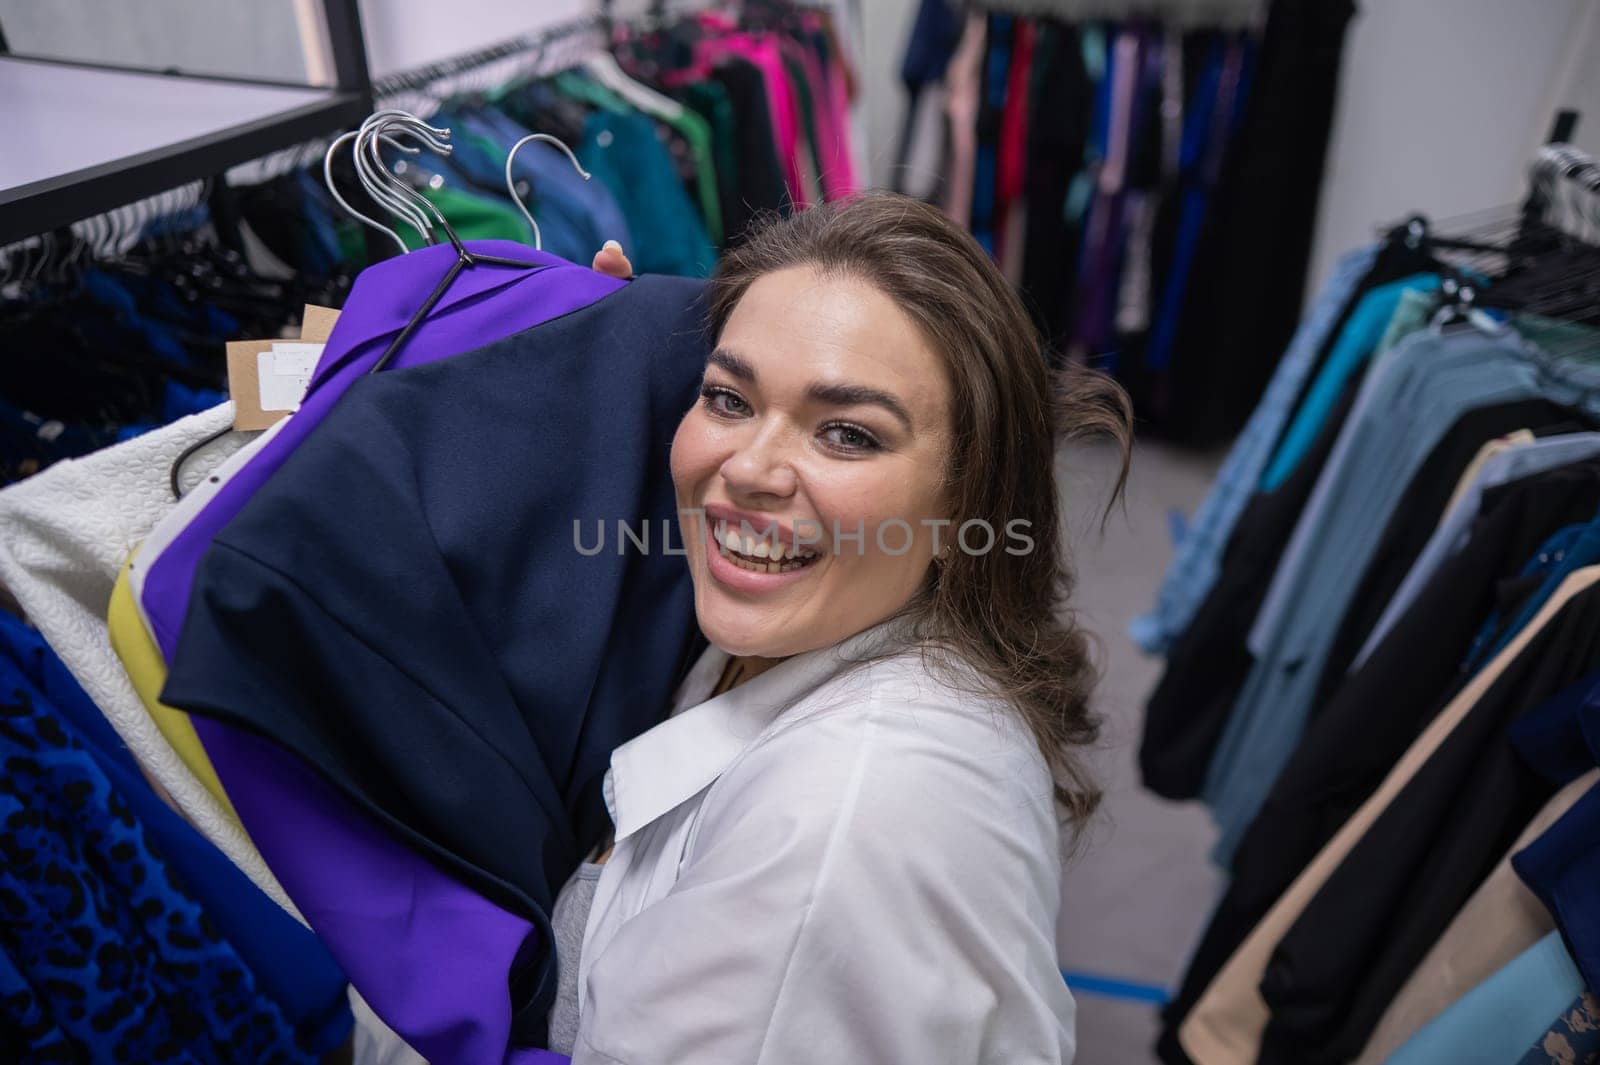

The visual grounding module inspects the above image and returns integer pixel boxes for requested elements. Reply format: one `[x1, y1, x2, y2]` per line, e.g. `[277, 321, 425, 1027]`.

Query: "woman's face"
[671, 265, 954, 659]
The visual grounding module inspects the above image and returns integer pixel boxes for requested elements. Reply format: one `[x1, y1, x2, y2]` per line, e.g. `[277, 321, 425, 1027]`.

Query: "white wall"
[1305, 0, 1600, 298]
[860, 0, 922, 187]
[358, 0, 590, 79]
[0, 0, 310, 82]
[0, 0, 596, 85]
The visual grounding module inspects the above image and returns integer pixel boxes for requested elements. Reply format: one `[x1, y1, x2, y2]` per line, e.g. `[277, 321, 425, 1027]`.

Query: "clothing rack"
[369, 16, 604, 102]
[0, 0, 372, 246]
[1529, 142, 1600, 244]
[0, 180, 210, 276]
[969, 0, 1266, 28]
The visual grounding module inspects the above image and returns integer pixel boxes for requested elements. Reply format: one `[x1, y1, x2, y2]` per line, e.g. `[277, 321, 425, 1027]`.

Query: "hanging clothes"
[579, 109, 717, 277]
[1353, 768, 1595, 1065]
[1129, 242, 1380, 655]
[898, 0, 1361, 443]
[1207, 324, 1600, 862]
[1175, 567, 1600, 1065]
[994, 18, 1036, 282]
[1354, 433, 1600, 669]
[1157, 448, 1600, 1058]
[693, 31, 808, 208]
[159, 269, 711, 1052]
[1020, 21, 1092, 348]
[0, 611, 353, 1059]
[1251, 576, 1600, 1062]
[131, 244, 621, 659]
[676, 78, 744, 241]
[0, 671, 309, 1062]
[1155, 0, 1359, 447]
[970, 13, 1013, 259]
[1139, 247, 1442, 804]
[1257, 276, 1442, 492]
[0, 405, 293, 914]
[941, 13, 988, 230]
[892, 0, 963, 201]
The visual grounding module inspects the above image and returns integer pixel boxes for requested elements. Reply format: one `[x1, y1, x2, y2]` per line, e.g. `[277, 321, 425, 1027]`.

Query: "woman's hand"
[591, 239, 634, 279]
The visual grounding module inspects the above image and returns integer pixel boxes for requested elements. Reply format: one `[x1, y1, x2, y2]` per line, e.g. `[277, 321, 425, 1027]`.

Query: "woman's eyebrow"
[806, 382, 914, 432]
[708, 347, 915, 432]
[708, 348, 756, 381]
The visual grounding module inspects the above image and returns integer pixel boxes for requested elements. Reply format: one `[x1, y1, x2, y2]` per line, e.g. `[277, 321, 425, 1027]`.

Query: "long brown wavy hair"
[706, 191, 1134, 826]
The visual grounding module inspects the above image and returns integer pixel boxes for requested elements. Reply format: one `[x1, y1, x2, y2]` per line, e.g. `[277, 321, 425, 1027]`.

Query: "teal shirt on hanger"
[581, 109, 716, 278]
[1259, 274, 1440, 492]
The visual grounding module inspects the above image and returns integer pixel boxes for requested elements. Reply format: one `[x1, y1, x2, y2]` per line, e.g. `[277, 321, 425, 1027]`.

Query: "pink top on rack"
[819, 41, 859, 197]
[698, 33, 807, 207]
[942, 13, 987, 228]
[786, 30, 856, 200]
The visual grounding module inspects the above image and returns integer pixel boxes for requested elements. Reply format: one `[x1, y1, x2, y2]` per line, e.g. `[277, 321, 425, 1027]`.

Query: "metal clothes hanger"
[174, 106, 599, 499]
[504, 133, 592, 250]
[171, 117, 427, 498]
[337, 110, 552, 372]
[357, 112, 452, 246]
[321, 113, 447, 255]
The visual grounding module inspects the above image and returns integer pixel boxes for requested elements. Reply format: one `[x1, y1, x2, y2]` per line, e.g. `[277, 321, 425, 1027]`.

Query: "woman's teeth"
[714, 519, 820, 574]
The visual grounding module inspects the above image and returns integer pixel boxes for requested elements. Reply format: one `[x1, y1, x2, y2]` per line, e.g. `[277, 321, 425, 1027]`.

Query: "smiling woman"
[691, 192, 1135, 818]
[560, 191, 1134, 1065]
[673, 261, 955, 656]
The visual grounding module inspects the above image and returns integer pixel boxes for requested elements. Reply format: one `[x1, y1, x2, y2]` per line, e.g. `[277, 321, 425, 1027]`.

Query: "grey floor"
[1054, 438, 1226, 1065]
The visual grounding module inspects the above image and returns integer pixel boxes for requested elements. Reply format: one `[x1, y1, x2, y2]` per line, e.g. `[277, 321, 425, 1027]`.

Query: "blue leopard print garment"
[0, 684, 309, 1062]
[1520, 991, 1600, 1065]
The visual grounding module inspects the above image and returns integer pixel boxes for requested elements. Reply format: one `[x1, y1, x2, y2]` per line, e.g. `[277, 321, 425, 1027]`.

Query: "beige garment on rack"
[1178, 564, 1600, 1065]
[941, 13, 986, 229]
[1441, 429, 1536, 522]
[1354, 767, 1598, 1064]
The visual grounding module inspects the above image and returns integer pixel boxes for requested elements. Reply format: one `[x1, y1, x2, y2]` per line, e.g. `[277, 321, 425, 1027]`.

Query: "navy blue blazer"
[163, 274, 711, 1033]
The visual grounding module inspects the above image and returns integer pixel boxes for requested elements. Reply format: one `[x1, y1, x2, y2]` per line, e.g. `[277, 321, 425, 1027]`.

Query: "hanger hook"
[343, 109, 451, 246]
[356, 110, 454, 243]
[360, 113, 461, 250]
[358, 134, 435, 244]
[505, 133, 591, 250]
[325, 130, 409, 254]
[324, 129, 417, 255]
[354, 110, 448, 243]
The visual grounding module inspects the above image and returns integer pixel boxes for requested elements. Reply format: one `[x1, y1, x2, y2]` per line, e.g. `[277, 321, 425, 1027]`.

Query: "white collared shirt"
[573, 620, 1077, 1064]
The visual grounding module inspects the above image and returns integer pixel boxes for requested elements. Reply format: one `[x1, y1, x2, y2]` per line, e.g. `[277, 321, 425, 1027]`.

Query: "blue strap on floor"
[1061, 968, 1172, 1006]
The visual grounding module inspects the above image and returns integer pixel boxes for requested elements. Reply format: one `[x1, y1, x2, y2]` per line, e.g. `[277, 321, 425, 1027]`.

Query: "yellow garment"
[108, 559, 240, 822]
[1179, 565, 1600, 1065]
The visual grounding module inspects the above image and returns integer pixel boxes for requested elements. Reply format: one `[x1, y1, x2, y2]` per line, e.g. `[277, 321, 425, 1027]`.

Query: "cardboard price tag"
[302, 304, 339, 344]
[226, 305, 340, 430]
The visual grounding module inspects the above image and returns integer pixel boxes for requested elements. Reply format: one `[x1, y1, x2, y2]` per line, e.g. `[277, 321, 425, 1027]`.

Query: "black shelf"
[0, 0, 371, 246]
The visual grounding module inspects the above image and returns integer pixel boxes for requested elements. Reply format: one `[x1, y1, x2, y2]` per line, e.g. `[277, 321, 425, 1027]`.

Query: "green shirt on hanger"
[398, 183, 536, 251]
[553, 70, 722, 248]
[681, 80, 740, 242]
[654, 103, 722, 248]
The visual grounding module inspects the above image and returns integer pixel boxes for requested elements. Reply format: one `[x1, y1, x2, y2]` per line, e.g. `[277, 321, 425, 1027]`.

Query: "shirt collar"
[310, 240, 576, 389]
[607, 615, 916, 841]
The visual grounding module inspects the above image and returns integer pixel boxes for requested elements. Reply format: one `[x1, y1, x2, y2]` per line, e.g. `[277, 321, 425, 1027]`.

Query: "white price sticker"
[258, 343, 323, 412]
